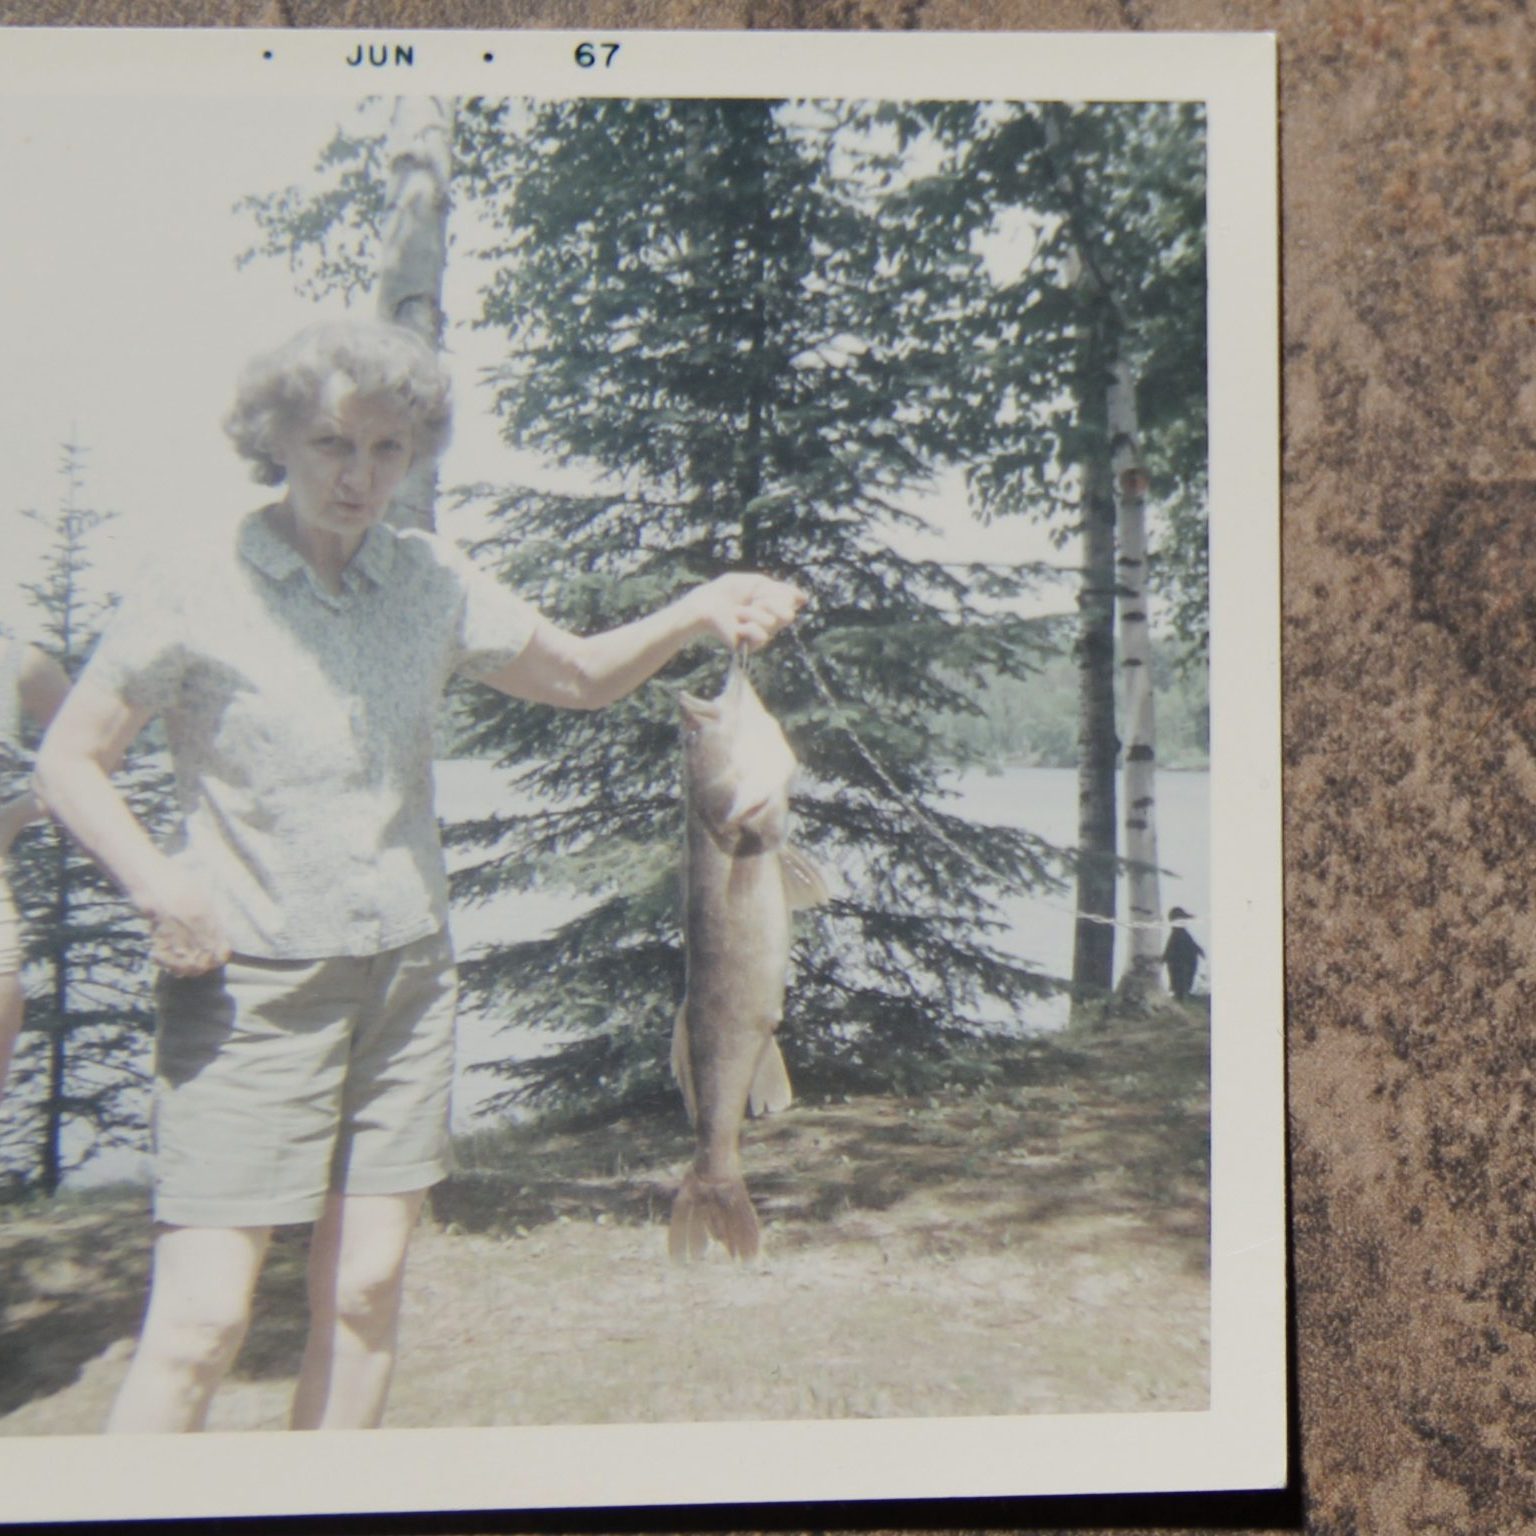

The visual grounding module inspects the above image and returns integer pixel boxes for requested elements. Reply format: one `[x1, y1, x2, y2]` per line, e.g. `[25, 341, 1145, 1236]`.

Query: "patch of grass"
[435, 1001, 1210, 1257]
[1, 998, 1211, 1431]
[0, 1185, 150, 1416]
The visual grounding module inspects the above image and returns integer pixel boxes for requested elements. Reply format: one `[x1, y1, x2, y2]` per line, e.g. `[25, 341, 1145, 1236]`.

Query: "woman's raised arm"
[17, 644, 71, 733]
[479, 573, 806, 711]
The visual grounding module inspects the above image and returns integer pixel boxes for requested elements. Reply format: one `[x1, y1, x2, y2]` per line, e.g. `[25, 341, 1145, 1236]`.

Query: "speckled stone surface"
[6, 0, 1533, 1531]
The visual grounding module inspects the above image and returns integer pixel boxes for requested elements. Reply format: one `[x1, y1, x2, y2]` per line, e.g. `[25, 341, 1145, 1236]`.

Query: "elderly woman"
[0, 627, 71, 1100]
[36, 318, 804, 1434]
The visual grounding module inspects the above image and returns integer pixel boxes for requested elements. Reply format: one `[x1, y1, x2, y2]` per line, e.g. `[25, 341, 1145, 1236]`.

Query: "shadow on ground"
[1, 1195, 338, 1415]
[2, 1002, 1209, 1424]
[0, 1194, 151, 1417]
[431, 1003, 1211, 1268]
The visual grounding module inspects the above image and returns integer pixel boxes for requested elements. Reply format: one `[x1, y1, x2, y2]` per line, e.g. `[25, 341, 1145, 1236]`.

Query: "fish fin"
[781, 845, 832, 909]
[671, 1004, 698, 1126]
[748, 1038, 793, 1117]
[668, 1169, 761, 1263]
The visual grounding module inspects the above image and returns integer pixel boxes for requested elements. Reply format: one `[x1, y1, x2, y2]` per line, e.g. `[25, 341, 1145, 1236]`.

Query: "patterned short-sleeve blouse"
[81, 509, 540, 960]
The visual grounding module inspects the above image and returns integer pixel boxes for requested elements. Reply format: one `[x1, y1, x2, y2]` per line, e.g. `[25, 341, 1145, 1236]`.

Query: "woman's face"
[274, 386, 414, 548]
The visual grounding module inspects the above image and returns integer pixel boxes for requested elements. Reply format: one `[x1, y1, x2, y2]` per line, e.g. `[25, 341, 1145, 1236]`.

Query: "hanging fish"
[670, 652, 828, 1261]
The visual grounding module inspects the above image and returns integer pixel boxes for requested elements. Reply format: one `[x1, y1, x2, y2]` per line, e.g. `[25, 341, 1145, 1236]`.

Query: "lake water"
[54, 760, 1208, 1186]
[440, 759, 1210, 1124]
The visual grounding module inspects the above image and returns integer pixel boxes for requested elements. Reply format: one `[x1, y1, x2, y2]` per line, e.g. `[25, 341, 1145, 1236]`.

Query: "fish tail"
[668, 1168, 761, 1262]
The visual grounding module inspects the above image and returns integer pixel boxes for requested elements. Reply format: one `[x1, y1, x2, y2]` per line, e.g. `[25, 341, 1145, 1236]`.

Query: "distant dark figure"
[1163, 907, 1204, 1001]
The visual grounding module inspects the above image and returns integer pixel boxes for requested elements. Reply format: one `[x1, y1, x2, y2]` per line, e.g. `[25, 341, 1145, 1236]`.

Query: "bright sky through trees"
[0, 94, 1069, 624]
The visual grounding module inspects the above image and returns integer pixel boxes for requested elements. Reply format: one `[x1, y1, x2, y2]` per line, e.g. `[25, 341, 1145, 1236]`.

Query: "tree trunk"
[41, 830, 68, 1196]
[735, 106, 773, 571]
[1108, 358, 1164, 1004]
[1048, 110, 1122, 1017]
[376, 96, 455, 534]
[1072, 443, 1120, 1007]
[40, 483, 82, 1196]
[1067, 227, 1120, 1012]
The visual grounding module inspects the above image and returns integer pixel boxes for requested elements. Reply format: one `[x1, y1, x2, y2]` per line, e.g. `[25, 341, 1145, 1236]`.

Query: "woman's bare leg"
[106, 1223, 271, 1433]
[290, 1189, 425, 1430]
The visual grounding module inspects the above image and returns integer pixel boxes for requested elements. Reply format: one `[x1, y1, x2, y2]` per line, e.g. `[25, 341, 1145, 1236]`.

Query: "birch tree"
[1069, 254, 1121, 1003]
[949, 101, 1207, 1007]
[376, 96, 455, 534]
[1108, 359, 1163, 998]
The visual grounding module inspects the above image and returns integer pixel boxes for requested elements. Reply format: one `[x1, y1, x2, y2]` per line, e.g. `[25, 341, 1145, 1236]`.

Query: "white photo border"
[0, 26, 1283, 1522]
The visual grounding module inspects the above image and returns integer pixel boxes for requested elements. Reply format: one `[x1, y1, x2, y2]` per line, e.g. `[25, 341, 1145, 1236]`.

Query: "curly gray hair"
[224, 319, 453, 486]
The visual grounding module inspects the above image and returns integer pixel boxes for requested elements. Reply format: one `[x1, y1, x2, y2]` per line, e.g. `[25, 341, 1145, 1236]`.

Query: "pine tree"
[0, 445, 166, 1196]
[446, 97, 1065, 1117]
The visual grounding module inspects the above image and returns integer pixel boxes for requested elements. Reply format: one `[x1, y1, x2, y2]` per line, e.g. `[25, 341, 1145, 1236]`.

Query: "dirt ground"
[0, 1008, 1209, 1433]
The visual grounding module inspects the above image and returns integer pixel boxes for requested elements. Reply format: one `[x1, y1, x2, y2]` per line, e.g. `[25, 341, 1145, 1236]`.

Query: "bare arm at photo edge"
[34, 678, 230, 977]
[482, 574, 807, 711]
[18, 644, 72, 733]
[0, 644, 74, 851]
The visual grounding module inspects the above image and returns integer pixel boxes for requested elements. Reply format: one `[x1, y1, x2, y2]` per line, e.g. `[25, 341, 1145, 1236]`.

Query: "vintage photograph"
[0, 28, 1281, 1520]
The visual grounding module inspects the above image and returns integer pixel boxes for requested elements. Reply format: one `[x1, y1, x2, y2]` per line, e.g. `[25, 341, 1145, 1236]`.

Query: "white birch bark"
[1058, 240, 1119, 1012]
[1108, 357, 1164, 998]
[377, 96, 455, 533]
[1050, 125, 1121, 1013]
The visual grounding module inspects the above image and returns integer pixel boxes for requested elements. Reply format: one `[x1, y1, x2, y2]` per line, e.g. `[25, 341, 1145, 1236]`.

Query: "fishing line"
[784, 628, 1171, 936]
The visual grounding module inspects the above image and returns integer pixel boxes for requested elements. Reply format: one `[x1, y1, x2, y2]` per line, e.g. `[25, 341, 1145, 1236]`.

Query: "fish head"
[679, 663, 797, 846]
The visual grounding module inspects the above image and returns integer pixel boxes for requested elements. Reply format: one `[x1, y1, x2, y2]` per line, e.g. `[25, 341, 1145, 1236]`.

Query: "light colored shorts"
[151, 928, 458, 1228]
[0, 862, 20, 975]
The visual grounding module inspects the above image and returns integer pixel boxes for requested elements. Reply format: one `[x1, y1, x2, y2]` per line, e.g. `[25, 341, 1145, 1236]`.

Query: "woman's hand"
[688, 574, 808, 652]
[140, 865, 231, 977]
[35, 677, 224, 973]
[479, 573, 809, 711]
